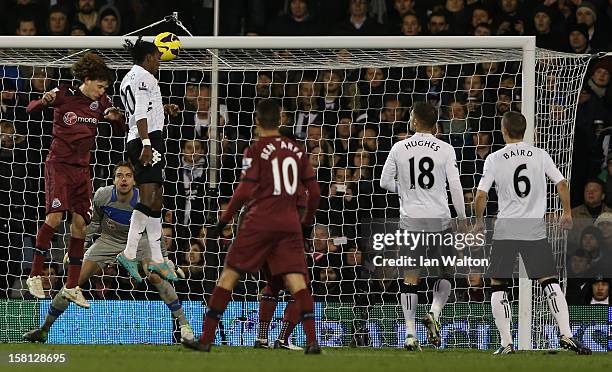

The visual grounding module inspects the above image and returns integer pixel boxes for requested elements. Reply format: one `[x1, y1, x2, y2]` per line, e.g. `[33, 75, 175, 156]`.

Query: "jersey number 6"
[513, 163, 531, 198]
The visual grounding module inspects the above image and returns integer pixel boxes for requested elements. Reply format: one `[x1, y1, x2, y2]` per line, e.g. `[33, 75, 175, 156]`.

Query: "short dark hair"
[71, 52, 112, 82]
[411, 101, 437, 129]
[256, 99, 281, 129]
[124, 36, 159, 65]
[113, 161, 135, 177]
[585, 177, 605, 191]
[501, 111, 526, 139]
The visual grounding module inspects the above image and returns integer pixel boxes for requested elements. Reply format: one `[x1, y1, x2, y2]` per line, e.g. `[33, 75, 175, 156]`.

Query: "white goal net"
[0, 36, 591, 349]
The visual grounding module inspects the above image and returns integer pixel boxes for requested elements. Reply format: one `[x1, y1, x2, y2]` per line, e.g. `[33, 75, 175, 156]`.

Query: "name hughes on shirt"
[404, 140, 440, 152]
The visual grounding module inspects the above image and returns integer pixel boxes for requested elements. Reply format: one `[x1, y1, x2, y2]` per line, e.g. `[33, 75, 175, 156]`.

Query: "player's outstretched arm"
[26, 88, 57, 113]
[380, 144, 398, 192]
[473, 190, 488, 234]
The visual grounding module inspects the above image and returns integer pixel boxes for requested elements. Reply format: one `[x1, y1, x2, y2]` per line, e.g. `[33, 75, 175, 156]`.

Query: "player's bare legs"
[283, 273, 320, 354]
[401, 272, 422, 351]
[537, 276, 591, 354]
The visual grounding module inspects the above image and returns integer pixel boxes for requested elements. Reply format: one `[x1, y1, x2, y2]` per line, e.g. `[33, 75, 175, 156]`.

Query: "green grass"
[0, 344, 610, 372]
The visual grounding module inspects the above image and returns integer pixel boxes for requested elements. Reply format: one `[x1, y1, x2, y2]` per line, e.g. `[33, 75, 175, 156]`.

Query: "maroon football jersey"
[239, 136, 316, 233]
[28, 85, 113, 167]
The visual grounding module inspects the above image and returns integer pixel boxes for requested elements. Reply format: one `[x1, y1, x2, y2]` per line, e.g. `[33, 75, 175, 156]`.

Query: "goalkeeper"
[23, 161, 194, 343]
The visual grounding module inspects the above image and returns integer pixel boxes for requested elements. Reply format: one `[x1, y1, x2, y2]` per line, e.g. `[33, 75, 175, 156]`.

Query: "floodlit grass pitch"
[0, 344, 610, 372]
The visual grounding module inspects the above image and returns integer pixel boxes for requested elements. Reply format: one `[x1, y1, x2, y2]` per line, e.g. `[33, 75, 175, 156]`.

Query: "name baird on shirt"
[502, 148, 534, 159]
[404, 139, 440, 151]
[259, 140, 304, 160]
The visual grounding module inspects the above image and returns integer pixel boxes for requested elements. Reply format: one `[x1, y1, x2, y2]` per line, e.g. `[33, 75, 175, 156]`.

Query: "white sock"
[400, 292, 418, 337]
[123, 209, 148, 260]
[147, 216, 164, 262]
[543, 282, 572, 337]
[491, 290, 513, 347]
[430, 279, 451, 321]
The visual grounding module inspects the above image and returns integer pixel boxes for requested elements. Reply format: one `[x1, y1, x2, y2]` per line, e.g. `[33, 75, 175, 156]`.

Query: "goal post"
[0, 36, 591, 349]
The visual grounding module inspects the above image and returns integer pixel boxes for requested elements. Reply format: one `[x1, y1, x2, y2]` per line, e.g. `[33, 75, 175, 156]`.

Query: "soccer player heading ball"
[182, 99, 322, 354]
[25, 52, 124, 308]
[117, 37, 180, 282]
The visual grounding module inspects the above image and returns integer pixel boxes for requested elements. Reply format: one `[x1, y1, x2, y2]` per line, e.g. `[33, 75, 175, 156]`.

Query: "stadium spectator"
[573, 84, 609, 206]
[294, 77, 322, 139]
[389, 0, 417, 33]
[586, 58, 612, 109]
[566, 248, 592, 304]
[459, 131, 492, 189]
[469, 6, 492, 34]
[569, 179, 612, 247]
[444, 0, 469, 35]
[532, 6, 565, 51]
[267, 0, 321, 36]
[587, 276, 610, 304]
[47, 6, 69, 36]
[575, 1, 608, 52]
[164, 139, 207, 237]
[76, 0, 99, 33]
[427, 11, 449, 36]
[70, 22, 88, 36]
[567, 23, 590, 53]
[1, 79, 18, 121]
[400, 12, 422, 36]
[96, 5, 122, 36]
[597, 155, 612, 206]
[333, 0, 386, 36]
[473, 22, 492, 35]
[15, 16, 37, 36]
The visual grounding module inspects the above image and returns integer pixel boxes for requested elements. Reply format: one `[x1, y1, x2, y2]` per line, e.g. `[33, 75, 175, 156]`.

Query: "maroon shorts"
[262, 260, 311, 294]
[45, 161, 93, 224]
[226, 228, 307, 276]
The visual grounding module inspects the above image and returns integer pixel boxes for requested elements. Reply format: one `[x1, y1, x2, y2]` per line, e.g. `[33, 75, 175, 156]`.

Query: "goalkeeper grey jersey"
[120, 64, 165, 142]
[86, 185, 145, 247]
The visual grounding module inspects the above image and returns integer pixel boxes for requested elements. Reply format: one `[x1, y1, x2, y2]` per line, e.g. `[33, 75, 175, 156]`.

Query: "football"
[154, 32, 181, 61]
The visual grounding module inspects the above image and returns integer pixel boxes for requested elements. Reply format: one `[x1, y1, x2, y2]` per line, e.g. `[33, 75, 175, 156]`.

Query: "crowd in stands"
[0, 0, 610, 307]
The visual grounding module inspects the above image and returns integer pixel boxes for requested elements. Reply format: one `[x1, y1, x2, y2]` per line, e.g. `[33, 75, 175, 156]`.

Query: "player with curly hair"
[25, 52, 124, 308]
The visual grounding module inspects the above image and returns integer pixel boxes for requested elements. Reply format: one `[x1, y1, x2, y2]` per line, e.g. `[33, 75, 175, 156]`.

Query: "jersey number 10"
[271, 157, 298, 195]
[120, 85, 136, 116]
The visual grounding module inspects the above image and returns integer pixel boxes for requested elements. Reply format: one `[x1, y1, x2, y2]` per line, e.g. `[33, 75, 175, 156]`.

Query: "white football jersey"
[120, 65, 165, 142]
[381, 132, 464, 231]
[477, 141, 565, 240]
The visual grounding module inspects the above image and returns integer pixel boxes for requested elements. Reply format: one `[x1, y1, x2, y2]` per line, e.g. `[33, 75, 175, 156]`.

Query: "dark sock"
[42, 292, 70, 331]
[258, 290, 278, 340]
[66, 237, 84, 288]
[31, 223, 55, 277]
[200, 286, 232, 345]
[279, 298, 300, 342]
[293, 288, 316, 344]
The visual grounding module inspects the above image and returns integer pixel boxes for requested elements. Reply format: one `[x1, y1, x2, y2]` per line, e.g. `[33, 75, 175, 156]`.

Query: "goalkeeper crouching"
[23, 161, 194, 343]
